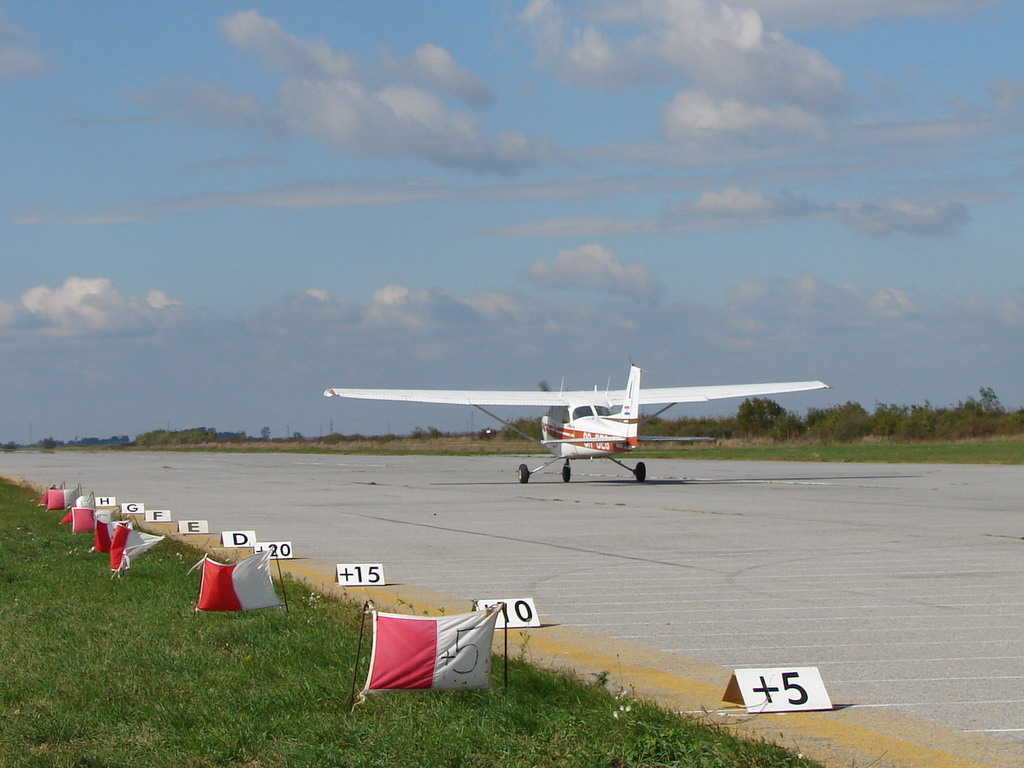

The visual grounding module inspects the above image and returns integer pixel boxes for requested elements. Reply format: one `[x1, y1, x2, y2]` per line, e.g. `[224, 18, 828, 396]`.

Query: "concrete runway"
[5, 450, 1024, 766]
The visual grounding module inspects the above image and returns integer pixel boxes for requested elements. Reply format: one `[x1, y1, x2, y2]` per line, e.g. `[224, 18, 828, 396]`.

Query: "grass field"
[0, 477, 822, 768]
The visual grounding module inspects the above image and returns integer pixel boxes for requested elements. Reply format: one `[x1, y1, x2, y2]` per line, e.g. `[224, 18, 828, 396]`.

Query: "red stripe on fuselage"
[543, 424, 632, 455]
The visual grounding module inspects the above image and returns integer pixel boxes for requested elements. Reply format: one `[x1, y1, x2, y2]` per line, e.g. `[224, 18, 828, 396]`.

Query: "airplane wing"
[323, 388, 569, 407]
[633, 380, 831, 406]
[324, 380, 830, 407]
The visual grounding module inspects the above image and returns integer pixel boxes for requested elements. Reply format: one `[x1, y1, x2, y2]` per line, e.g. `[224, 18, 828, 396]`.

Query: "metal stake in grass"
[349, 601, 373, 711]
[273, 555, 290, 612]
[188, 555, 205, 615]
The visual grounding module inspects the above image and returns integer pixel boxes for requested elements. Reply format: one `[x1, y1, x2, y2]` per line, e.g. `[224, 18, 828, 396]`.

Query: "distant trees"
[806, 402, 871, 442]
[35, 387, 1019, 450]
[638, 388, 1023, 444]
[736, 398, 805, 440]
[769, 387, 1021, 443]
[134, 428, 216, 446]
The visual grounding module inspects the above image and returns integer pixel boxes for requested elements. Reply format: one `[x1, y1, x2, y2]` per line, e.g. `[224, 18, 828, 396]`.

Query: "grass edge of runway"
[0, 477, 822, 768]
[43, 436, 1024, 464]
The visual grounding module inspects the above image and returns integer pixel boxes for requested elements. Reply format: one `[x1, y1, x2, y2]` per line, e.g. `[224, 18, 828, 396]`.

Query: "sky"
[2, 0, 1022, 443]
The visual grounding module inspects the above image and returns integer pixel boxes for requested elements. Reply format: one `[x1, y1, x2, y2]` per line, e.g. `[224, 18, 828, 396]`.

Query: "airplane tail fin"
[620, 364, 641, 446]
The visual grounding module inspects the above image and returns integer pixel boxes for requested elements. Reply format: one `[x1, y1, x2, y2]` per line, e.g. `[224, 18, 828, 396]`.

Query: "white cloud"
[868, 288, 920, 319]
[742, 0, 1003, 31]
[13, 277, 183, 337]
[521, 0, 845, 108]
[717, 275, 925, 352]
[155, 180, 449, 212]
[662, 91, 825, 143]
[209, 10, 542, 173]
[364, 285, 479, 329]
[0, 14, 50, 80]
[145, 290, 181, 309]
[219, 10, 354, 80]
[130, 76, 288, 139]
[693, 187, 778, 215]
[669, 187, 823, 226]
[837, 199, 970, 237]
[381, 44, 495, 107]
[525, 243, 663, 298]
[500, 187, 970, 238]
[128, 11, 546, 174]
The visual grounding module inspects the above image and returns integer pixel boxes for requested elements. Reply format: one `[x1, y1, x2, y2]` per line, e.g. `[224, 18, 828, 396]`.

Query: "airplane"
[324, 364, 830, 483]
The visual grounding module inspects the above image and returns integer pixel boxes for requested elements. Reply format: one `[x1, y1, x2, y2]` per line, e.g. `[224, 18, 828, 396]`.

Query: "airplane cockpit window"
[573, 406, 594, 420]
[593, 405, 611, 416]
[546, 406, 569, 424]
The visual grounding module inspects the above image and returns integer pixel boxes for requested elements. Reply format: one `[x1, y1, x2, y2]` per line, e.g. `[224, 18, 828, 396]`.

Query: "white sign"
[220, 530, 257, 548]
[177, 520, 209, 535]
[254, 541, 293, 559]
[95, 496, 116, 508]
[474, 598, 540, 629]
[144, 509, 172, 523]
[121, 502, 145, 515]
[723, 667, 833, 713]
[335, 563, 385, 586]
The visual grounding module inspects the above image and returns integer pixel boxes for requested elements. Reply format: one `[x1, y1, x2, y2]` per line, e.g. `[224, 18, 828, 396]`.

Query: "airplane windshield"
[573, 405, 611, 419]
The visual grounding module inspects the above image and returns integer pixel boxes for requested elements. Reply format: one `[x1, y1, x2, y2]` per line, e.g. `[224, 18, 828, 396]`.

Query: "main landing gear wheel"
[561, 461, 571, 483]
[633, 462, 647, 482]
[518, 464, 531, 484]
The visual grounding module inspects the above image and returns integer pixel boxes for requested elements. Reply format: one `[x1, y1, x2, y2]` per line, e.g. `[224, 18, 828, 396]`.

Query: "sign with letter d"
[220, 530, 256, 548]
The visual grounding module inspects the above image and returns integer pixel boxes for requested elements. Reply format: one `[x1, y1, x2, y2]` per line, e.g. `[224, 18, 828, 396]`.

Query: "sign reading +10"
[474, 598, 540, 629]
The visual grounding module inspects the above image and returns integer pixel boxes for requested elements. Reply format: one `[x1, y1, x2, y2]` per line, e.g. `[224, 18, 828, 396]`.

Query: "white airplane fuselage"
[541, 404, 637, 459]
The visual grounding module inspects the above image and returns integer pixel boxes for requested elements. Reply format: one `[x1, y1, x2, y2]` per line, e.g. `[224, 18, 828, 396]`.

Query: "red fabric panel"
[109, 524, 130, 571]
[93, 521, 112, 553]
[368, 614, 437, 690]
[196, 560, 243, 612]
[71, 508, 95, 534]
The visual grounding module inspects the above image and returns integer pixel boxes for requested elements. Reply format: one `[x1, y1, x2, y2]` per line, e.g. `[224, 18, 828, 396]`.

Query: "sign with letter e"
[177, 520, 209, 535]
[723, 667, 832, 713]
[474, 598, 540, 629]
[220, 530, 256, 549]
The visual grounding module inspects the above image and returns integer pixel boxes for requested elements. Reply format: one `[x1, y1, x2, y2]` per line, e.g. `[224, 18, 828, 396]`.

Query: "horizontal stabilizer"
[637, 436, 716, 442]
[541, 437, 630, 445]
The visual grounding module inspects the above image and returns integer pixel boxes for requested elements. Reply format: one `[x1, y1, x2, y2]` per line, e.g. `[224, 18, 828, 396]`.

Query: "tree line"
[21, 387, 1020, 449]
[644, 387, 1024, 442]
